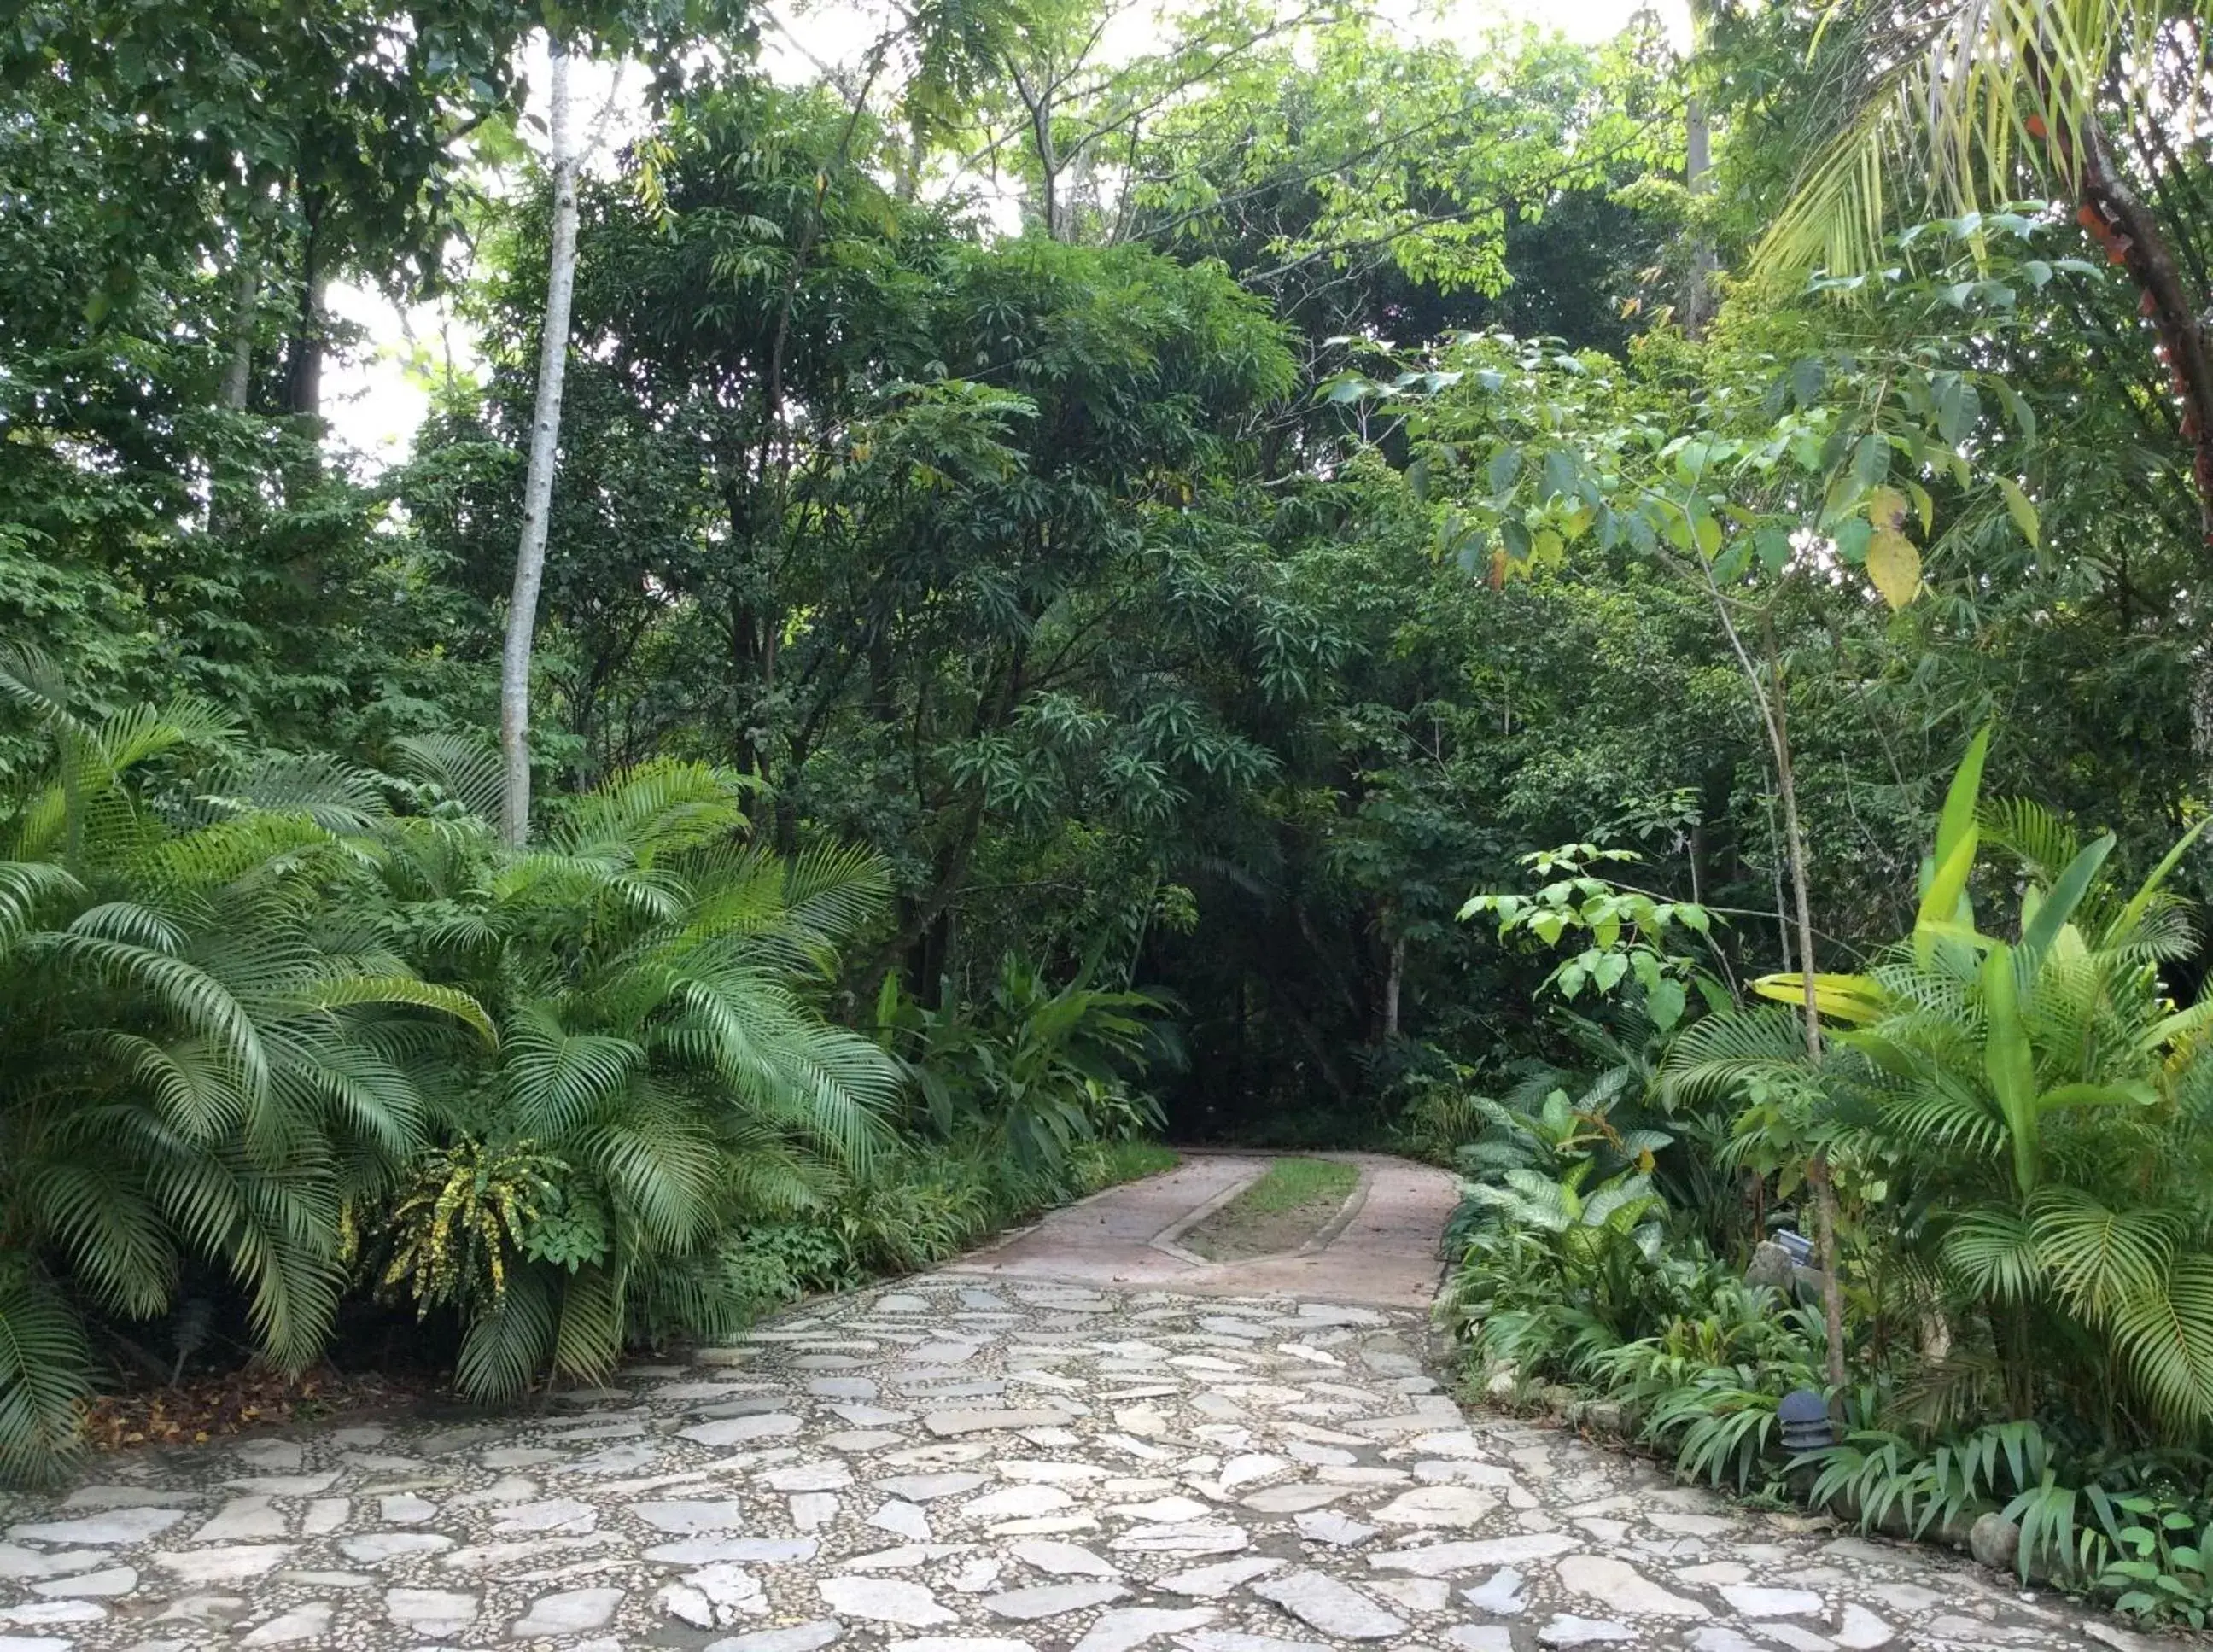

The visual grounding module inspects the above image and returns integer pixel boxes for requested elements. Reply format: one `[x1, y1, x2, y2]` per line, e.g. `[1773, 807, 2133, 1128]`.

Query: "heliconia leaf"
[1750, 972, 1889, 1023]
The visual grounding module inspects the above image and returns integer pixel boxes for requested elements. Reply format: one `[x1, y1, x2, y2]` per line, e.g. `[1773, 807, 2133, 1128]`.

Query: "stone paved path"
[0, 1153, 2176, 1652]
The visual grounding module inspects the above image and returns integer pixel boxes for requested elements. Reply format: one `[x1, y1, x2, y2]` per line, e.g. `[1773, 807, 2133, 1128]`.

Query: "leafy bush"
[0, 665, 485, 1480]
[873, 953, 1171, 1169]
[1670, 730, 2213, 1444]
[0, 677, 1176, 1482]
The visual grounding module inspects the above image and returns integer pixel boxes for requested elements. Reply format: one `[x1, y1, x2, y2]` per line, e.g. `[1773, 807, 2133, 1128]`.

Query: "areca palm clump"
[0, 658, 488, 1481]
[1669, 732, 2213, 1446]
[357, 744, 907, 1401]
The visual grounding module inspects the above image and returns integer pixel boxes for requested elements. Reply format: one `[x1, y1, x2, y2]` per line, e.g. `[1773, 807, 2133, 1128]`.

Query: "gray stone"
[1445, 1630, 1514, 1652]
[1249, 1569, 1405, 1640]
[703, 1620, 844, 1652]
[383, 1588, 478, 1636]
[191, 1496, 286, 1542]
[511, 1587, 625, 1637]
[762, 1463, 851, 1491]
[238, 1603, 334, 1646]
[870, 1500, 931, 1541]
[150, 1545, 295, 1584]
[1239, 1484, 1348, 1513]
[816, 1575, 956, 1626]
[1106, 1524, 1249, 1555]
[925, 1410, 1074, 1436]
[1833, 1604, 1897, 1649]
[1293, 1511, 1376, 1546]
[877, 1472, 990, 1500]
[1007, 1538, 1119, 1576]
[645, 1537, 819, 1564]
[1072, 1607, 1217, 1652]
[26, 1567, 134, 1598]
[340, 1532, 454, 1563]
[1969, 1510, 2021, 1572]
[1460, 1567, 1525, 1616]
[984, 1581, 1129, 1620]
[632, 1498, 750, 1532]
[1719, 1584, 1823, 1618]
[7, 1509, 184, 1546]
[492, 1497, 598, 1534]
[0, 1546, 107, 1582]
[1372, 1486, 1498, 1527]
[378, 1494, 437, 1525]
[1176, 1633, 1333, 1652]
[1555, 1555, 1708, 1619]
[1159, 1557, 1286, 1597]
[680, 1414, 803, 1446]
[1369, 1536, 1579, 1576]
[1537, 1617, 1638, 1647]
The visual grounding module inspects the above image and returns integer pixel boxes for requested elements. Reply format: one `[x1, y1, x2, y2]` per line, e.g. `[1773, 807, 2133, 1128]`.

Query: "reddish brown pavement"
[946, 1149, 1460, 1309]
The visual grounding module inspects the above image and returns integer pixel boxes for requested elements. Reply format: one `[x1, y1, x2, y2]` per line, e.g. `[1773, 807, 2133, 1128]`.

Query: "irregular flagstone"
[632, 1498, 752, 1532]
[1554, 1555, 1708, 1620]
[984, 1580, 1129, 1620]
[926, 1410, 1075, 1437]
[817, 1574, 957, 1626]
[1007, 1538, 1119, 1577]
[1071, 1607, 1218, 1652]
[383, 1587, 478, 1636]
[1158, 1557, 1286, 1597]
[237, 1602, 334, 1646]
[0, 1165, 2155, 1652]
[1369, 1535, 1580, 1576]
[1175, 1632, 1334, 1652]
[1720, 1584, 1825, 1618]
[511, 1588, 625, 1638]
[339, 1532, 453, 1563]
[1370, 1486, 1498, 1527]
[1537, 1616, 1638, 1647]
[876, 1472, 990, 1500]
[1249, 1568, 1406, 1641]
[7, 1509, 184, 1546]
[701, 1620, 844, 1652]
[151, 1545, 295, 1584]
[645, 1537, 818, 1564]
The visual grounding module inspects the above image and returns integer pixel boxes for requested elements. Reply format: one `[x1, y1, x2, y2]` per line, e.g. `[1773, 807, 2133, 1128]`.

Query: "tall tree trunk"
[1768, 637, 1849, 1396]
[1682, 92, 1716, 338]
[221, 249, 258, 411]
[499, 36, 582, 847]
[1382, 930, 1405, 1041]
[283, 192, 324, 418]
[1700, 569, 1849, 1394]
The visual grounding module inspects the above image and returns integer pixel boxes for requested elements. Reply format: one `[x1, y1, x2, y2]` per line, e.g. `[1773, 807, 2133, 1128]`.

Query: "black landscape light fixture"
[1777, 1387, 1836, 1451]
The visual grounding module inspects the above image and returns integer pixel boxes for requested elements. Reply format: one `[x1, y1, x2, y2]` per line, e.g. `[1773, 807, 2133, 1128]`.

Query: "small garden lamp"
[1777, 1388, 1836, 1452]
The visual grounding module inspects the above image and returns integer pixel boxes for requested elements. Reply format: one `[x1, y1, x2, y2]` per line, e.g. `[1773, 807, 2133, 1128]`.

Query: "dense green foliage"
[7, 3, 2213, 1618]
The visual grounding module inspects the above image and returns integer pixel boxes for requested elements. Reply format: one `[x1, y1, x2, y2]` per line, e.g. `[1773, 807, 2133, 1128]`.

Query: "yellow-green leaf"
[1866, 526, 1921, 609]
[1997, 475, 2039, 547]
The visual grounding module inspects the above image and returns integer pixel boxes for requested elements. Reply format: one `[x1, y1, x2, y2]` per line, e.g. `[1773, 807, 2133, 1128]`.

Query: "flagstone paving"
[0, 1155, 2180, 1652]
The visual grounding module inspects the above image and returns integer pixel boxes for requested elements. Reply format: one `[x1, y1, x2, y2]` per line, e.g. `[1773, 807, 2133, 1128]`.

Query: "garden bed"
[1182, 1156, 1358, 1260]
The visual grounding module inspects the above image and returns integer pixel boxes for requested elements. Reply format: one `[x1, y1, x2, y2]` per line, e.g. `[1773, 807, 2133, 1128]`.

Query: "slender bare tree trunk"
[500, 36, 582, 846]
[221, 250, 258, 411]
[1682, 94, 1715, 339]
[1766, 630, 1849, 1395]
[1698, 562, 1849, 1393]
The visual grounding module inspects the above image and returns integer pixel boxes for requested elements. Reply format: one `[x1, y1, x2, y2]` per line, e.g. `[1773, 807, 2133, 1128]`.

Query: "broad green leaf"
[1997, 476, 2039, 548]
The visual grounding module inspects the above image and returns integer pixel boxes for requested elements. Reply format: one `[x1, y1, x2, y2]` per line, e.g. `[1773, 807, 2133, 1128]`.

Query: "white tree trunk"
[499, 35, 582, 846]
